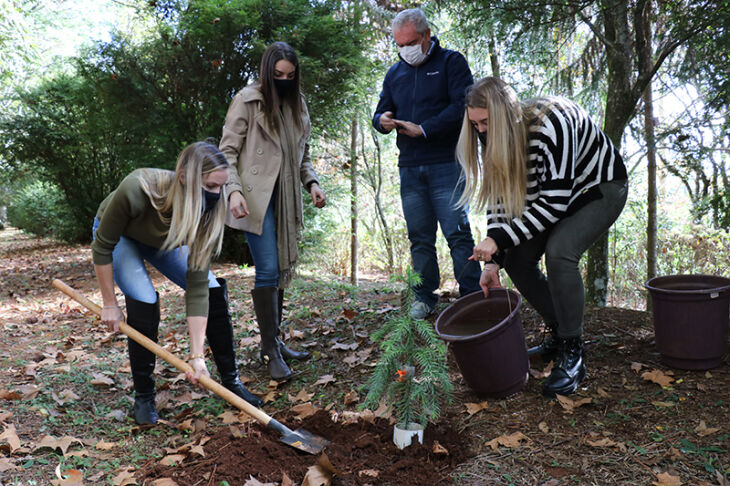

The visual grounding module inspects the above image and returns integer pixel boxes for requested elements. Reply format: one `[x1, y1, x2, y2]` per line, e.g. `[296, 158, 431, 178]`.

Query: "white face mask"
[398, 43, 428, 66]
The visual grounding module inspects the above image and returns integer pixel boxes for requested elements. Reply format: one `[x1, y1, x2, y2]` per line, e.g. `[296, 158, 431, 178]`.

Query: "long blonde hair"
[456, 77, 528, 220]
[139, 142, 229, 270]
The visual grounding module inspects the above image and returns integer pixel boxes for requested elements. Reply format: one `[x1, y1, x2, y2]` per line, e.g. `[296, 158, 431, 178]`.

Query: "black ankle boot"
[277, 289, 310, 361]
[252, 287, 291, 380]
[125, 295, 160, 425]
[133, 394, 158, 425]
[207, 279, 264, 408]
[527, 322, 559, 362]
[542, 337, 586, 397]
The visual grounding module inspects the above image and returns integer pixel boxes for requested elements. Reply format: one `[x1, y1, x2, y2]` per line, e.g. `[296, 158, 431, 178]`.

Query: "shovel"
[52, 278, 329, 454]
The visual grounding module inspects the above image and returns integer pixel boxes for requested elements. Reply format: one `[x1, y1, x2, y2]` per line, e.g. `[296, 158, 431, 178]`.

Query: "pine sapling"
[361, 269, 453, 427]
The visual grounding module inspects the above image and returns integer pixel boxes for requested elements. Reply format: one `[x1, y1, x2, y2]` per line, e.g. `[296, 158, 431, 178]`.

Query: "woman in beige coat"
[219, 42, 326, 380]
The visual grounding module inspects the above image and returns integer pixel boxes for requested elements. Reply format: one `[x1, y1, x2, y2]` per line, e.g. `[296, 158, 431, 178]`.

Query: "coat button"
[246, 184, 253, 192]
[256, 148, 263, 155]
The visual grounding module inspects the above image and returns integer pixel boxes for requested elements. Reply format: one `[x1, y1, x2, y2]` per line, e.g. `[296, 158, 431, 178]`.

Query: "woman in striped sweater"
[456, 77, 628, 397]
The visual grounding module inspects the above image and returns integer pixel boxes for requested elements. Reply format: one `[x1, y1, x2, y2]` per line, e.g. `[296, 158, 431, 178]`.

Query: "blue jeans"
[92, 218, 219, 304]
[244, 196, 279, 288]
[399, 162, 482, 307]
[503, 179, 629, 338]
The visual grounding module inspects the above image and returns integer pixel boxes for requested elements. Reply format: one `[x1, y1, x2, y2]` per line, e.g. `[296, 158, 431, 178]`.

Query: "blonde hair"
[456, 77, 528, 220]
[139, 142, 229, 271]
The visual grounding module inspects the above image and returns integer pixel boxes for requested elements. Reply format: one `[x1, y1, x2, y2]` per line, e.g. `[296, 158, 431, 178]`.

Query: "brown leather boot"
[277, 288, 310, 361]
[252, 287, 291, 380]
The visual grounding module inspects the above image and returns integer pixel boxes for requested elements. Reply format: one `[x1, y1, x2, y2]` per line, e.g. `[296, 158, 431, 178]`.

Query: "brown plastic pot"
[645, 274, 730, 370]
[435, 288, 528, 398]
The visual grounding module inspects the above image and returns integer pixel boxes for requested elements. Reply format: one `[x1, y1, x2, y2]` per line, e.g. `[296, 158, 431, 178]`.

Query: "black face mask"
[273, 78, 295, 98]
[202, 187, 221, 213]
[477, 129, 488, 146]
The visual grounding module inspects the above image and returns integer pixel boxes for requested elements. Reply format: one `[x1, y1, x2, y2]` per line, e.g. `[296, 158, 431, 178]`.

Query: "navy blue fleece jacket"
[372, 37, 473, 167]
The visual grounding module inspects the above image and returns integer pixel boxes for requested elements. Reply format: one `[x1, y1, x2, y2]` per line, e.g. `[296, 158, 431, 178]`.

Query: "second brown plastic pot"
[435, 288, 528, 398]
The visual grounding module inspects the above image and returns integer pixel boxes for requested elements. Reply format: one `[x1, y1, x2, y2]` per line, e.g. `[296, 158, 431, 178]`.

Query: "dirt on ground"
[1, 227, 729, 486]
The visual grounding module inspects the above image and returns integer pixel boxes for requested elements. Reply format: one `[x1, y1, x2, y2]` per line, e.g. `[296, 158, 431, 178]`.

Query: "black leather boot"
[527, 322, 559, 363]
[207, 278, 264, 408]
[542, 337, 586, 397]
[125, 295, 160, 425]
[277, 288, 310, 361]
[252, 287, 291, 380]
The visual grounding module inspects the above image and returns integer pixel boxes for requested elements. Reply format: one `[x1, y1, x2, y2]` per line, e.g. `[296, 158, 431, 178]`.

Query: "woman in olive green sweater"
[91, 141, 262, 425]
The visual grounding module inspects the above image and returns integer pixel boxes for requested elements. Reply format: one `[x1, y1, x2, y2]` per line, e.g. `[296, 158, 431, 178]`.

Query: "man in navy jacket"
[373, 8, 481, 318]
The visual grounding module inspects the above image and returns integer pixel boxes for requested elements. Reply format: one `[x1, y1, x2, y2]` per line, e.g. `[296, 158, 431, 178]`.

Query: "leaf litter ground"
[0, 227, 729, 485]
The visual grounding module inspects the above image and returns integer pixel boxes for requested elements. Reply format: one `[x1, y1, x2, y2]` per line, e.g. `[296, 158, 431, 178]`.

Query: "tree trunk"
[350, 116, 359, 285]
[641, 0, 658, 308]
[366, 126, 395, 272]
[488, 32, 500, 77]
[586, 0, 651, 306]
[585, 0, 634, 306]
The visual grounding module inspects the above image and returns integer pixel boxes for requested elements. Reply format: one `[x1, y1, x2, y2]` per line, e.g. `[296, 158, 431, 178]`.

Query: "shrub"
[7, 180, 81, 240]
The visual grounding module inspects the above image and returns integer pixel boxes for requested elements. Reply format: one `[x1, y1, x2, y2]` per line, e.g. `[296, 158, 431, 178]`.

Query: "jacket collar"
[242, 85, 308, 143]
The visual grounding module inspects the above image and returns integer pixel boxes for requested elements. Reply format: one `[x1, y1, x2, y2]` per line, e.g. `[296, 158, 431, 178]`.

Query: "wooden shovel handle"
[52, 279, 272, 426]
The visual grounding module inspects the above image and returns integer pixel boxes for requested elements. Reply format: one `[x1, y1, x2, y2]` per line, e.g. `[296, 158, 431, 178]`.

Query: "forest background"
[0, 0, 728, 311]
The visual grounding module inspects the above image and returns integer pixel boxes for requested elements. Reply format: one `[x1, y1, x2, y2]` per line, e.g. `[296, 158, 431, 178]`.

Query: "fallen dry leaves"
[151, 479, 179, 486]
[34, 435, 84, 457]
[694, 420, 720, 437]
[51, 465, 84, 486]
[585, 436, 627, 452]
[642, 369, 675, 387]
[652, 471, 682, 486]
[485, 431, 530, 452]
[464, 401, 489, 416]
[94, 439, 117, 450]
[243, 476, 277, 486]
[555, 394, 592, 413]
[432, 440, 449, 454]
[292, 402, 318, 420]
[312, 374, 336, 387]
[529, 361, 553, 379]
[290, 388, 315, 403]
[0, 424, 21, 453]
[111, 466, 137, 486]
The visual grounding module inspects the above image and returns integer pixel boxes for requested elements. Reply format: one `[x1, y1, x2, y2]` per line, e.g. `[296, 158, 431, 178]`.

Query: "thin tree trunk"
[641, 0, 658, 306]
[366, 126, 395, 272]
[488, 32, 500, 78]
[350, 116, 359, 285]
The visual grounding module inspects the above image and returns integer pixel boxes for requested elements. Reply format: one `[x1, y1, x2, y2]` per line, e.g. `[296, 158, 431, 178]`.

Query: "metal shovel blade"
[280, 427, 330, 454]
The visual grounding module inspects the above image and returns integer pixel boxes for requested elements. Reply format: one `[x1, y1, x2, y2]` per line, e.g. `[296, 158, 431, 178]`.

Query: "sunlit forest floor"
[1, 227, 728, 485]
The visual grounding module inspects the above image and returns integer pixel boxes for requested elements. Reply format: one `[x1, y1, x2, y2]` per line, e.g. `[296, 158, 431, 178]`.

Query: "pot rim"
[435, 287, 522, 342]
[644, 274, 730, 295]
[394, 422, 425, 431]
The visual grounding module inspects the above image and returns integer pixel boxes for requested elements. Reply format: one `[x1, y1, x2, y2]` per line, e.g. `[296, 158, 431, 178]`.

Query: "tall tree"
[350, 116, 359, 285]
[445, 0, 728, 305]
[640, 0, 658, 298]
[0, 0, 367, 241]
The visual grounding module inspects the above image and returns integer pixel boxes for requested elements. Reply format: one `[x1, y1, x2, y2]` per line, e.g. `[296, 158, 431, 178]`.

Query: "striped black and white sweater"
[487, 97, 628, 253]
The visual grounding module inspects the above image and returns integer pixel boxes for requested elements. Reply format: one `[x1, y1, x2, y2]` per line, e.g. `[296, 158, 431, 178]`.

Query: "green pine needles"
[361, 268, 453, 427]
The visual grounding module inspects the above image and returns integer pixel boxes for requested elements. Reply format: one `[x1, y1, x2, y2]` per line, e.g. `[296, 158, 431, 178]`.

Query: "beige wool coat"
[219, 86, 319, 235]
